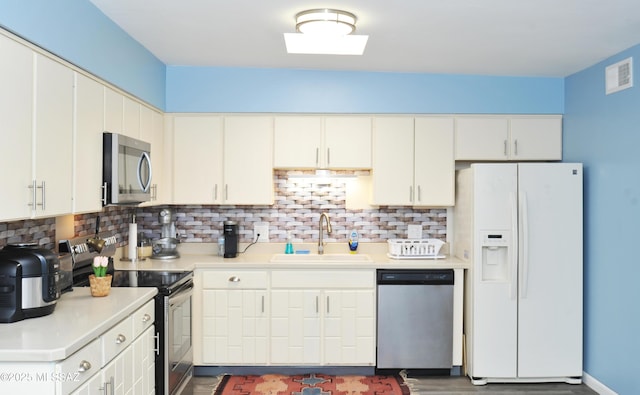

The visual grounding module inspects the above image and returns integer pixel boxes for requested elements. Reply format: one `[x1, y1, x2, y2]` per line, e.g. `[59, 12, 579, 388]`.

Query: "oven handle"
[169, 281, 193, 308]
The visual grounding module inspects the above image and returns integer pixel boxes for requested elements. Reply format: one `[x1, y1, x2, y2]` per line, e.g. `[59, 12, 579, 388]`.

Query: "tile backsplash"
[0, 170, 447, 249]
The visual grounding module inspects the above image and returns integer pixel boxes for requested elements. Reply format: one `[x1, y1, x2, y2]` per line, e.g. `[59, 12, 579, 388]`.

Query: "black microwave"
[102, 132, 152, 205]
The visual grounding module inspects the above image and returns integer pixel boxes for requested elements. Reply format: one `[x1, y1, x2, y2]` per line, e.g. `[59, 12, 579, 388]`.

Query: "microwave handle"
[137, 152, 153, 192]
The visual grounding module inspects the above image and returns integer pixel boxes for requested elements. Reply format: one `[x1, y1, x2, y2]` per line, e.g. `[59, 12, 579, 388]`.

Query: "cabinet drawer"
[132, 299, 155, 338]
[202, 270, 268, 289]
[101, 316, 134, 365]
[56, 338, 101, 394]
[271, 270, 375, 289]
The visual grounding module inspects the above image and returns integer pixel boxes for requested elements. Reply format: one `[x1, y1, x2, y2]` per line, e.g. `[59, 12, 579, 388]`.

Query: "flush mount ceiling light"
[284, 8, 368, 55]
[295, 9, 356, 36]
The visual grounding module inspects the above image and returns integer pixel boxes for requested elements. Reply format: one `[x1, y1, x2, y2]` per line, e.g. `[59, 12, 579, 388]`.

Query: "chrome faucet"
[318, 213, 332, 255]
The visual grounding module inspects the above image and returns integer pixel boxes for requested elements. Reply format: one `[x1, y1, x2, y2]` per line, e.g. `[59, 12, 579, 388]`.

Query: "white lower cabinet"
[69, 300, 155, 395]
[195, 269, 376, 367]
[200, 270, 269, 365]
[270, 270, 376, 366]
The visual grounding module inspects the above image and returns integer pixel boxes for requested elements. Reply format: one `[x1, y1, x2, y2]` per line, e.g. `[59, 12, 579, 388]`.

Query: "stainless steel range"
[60, 233, 193, 395]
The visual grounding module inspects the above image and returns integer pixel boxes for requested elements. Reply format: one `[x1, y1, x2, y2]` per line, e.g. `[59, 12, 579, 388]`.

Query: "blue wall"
[167, 66, 564, 113]
[0, 0, 166, 109]
[564, 46, 640, 394]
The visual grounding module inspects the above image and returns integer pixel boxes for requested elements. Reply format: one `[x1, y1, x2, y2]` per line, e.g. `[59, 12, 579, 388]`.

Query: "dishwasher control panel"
[377, 269, 454, 285]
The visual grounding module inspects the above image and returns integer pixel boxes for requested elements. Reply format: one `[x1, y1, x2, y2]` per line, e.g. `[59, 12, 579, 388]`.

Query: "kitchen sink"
[270, 253, 373, 263]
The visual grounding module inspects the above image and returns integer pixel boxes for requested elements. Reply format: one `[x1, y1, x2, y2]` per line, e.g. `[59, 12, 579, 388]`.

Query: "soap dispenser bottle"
[348, 229, 359, 253]
[285, 231, 294, 254]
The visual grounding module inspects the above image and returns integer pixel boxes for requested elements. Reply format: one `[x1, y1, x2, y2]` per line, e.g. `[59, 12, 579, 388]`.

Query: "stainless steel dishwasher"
[376, 269, 454, 372]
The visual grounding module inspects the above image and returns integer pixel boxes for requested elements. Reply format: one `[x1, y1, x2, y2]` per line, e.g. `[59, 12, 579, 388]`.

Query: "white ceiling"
[90, 0, 640, 77]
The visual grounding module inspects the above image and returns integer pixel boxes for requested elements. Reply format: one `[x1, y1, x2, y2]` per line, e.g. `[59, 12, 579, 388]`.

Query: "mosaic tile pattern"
[0, 171, 448, 248]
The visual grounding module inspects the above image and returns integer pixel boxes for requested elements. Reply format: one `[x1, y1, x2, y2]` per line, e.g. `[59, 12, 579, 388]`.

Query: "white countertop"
[114, 242, 469, 271]
[0, 287, 157, 362]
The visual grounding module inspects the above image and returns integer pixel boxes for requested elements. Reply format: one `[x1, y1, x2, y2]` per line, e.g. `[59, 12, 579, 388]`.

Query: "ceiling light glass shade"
[284, 33, 368, 55]
[295, 9, 356, 36]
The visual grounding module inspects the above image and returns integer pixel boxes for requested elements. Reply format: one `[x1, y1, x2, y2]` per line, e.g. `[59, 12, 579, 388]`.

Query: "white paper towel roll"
[129, 223, 137, 261]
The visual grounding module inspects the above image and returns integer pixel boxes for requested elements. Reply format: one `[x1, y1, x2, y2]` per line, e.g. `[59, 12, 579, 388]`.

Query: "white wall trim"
[583, 372, 618, 395]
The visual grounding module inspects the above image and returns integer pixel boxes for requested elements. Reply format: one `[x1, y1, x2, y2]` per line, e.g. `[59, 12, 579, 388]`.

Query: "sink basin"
[270, 253, 373, 263]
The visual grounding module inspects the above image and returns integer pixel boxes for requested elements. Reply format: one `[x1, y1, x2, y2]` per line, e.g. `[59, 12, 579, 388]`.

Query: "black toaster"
[0, 244, 60, 323]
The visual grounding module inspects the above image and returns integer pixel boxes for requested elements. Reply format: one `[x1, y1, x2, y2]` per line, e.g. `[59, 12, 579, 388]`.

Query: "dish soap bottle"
[348, 229, 359, 253]
[285, 231, 294, 254]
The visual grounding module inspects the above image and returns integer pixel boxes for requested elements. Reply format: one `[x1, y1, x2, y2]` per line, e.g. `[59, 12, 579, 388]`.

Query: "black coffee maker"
[223, 221, 239, 258]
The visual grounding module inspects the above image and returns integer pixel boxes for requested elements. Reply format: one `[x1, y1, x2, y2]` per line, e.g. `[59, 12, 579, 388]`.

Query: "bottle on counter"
[285, 231, 294, 254]
[348, 229, 359, 253]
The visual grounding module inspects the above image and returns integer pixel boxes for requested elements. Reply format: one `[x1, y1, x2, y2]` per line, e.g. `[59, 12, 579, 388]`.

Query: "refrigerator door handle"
[520, 191, 530, 299]
[510, 191, 518, 300]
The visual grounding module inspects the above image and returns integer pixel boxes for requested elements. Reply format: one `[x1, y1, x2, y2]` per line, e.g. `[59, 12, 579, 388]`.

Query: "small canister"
[137, 235, 152, 259]
[217, 236, 225, 257]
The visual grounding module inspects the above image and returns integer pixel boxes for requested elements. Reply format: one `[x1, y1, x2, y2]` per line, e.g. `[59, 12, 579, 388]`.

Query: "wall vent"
[605, 57, 633, 95]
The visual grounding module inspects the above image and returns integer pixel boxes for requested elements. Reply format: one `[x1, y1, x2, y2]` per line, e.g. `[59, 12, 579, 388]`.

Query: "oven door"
[166, 281, 193, 395]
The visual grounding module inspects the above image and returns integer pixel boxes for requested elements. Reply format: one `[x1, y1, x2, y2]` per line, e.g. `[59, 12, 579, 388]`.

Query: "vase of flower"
[89, 256, 111, 297]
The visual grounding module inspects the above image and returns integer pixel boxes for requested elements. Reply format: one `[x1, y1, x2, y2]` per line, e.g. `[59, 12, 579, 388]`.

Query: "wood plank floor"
[183, 374, 599, 394]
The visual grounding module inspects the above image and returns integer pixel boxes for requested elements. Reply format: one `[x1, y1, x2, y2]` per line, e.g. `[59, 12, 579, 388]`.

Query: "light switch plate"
[408, 225, 422, 239]
[254, 225, 269, 242]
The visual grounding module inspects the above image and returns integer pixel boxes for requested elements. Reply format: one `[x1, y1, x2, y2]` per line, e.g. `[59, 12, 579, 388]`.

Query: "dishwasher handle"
[377, 269, 454, 285]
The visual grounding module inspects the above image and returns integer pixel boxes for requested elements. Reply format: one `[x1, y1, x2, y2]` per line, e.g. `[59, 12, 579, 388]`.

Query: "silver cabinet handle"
[315, 296, 319, 314]
[261, 295, 265, 313]
[78, 360, 91, 372]
[417, 185, 422, 202]
[228, 276, 240, 282]
[326, 296, 330, 314]
[142, 313, 151, 323]
[326, 148, 331, 166]
[28, 180, 37, 208]
[154, 333, 160, 355]
[315, 147, 319, 167]
[214, 184, 218, 201]
[225, 184, 228, 201]
[101, 182, 108, 205]
[38, 181, 45, 210]
[514, 139, 518, 156]
[115, 334, 126, 344]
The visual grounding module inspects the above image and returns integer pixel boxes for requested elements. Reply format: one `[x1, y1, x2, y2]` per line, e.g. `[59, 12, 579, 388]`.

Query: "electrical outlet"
[254, 225, 269, 242]
[408, 224, 422, 239]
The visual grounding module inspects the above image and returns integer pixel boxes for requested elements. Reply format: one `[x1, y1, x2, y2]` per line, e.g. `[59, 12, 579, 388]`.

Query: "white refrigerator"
[454, 163, 583, 385]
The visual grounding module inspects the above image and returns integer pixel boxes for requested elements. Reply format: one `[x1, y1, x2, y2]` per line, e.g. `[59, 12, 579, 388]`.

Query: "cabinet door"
[324, 116, 372, 169]
[414, 117, 455, 206]
[74, 73, 105, 213]
[223, 116, 273, 204]
[131, 326, 156, 395]
[0, 34, 33, 221]
[122, 96, 140, 138]
[33, 54, 73, 217]
[102, 345, 134, 395]
[69, 372, 103, 395]
[172, 115, 223, 204]
[274, 116, 322, 168]
[104, 87, 123, 134]
[140, 106, 164, 205]
[455, 117, 509, 160]
[371, 117, 414, 205]
[202, 289, 268, 364]
[509, 117, 562, 160]
[270, 290, 321, 364]
[323, 290, 375, 365]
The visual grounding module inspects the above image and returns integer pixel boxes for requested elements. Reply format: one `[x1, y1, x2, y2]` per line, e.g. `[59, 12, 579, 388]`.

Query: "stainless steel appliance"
[64, 232, 193, 395]
[223, 221, 238, 258]
[152, 208, 180, 260]
[102, 132, 153, 205]
[112, 270, 193, 395]
[376, 269, 454, 373]
[0, 244, 61, 323]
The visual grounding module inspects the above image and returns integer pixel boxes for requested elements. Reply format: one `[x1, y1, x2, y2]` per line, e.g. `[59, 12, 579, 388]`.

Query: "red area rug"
[213, 373, 410, 395]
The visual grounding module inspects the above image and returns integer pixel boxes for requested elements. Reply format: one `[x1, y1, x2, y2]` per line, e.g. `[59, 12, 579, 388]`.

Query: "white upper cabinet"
[274, 115, 371, 169]
[104, 87, 123, 134]
[32, 54, 74, 218]
[172, 115, 223, 204]
[223, 116, 274, 205]
[455, 116, 562, 161]
[139, 106, 165, 205]
[372, 116, 455, 206]
[509, 116, 562, 160]
[73, 73, 105, 213]
[122, 96, 140, 138]
[324, 116, 372, 169]
[274, 116, 322, 168]
[0, 34, 34, 221]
